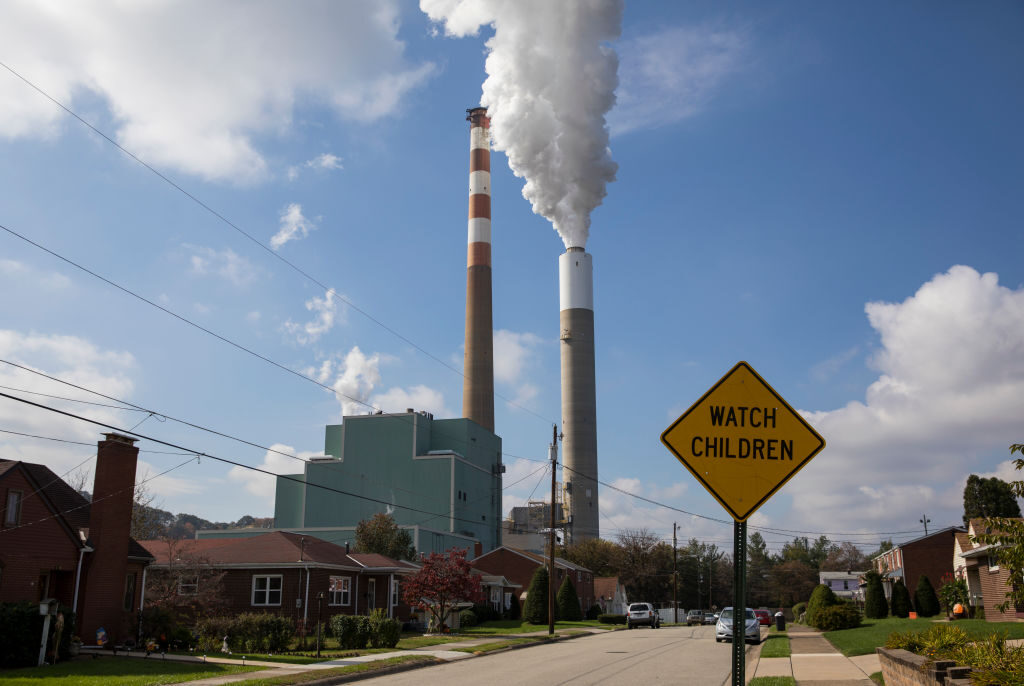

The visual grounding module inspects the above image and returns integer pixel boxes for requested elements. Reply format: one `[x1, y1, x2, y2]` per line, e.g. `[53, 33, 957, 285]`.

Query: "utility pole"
[548, 424, 558, 636]
[920, 514, 931, 536]
[673, 523, 678, 623]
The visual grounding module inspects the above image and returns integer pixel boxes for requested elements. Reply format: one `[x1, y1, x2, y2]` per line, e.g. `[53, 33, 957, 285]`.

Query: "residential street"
[362, 625, 758, 685]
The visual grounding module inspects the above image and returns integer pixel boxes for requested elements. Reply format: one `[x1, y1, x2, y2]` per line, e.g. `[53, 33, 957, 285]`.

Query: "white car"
[715, 607, 761, 644]
[626, 602, 660, 629]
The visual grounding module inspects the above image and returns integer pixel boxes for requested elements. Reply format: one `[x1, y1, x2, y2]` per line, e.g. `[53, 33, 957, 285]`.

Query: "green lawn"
[824, 617, 1024, 657]
[0, 656, 261, 686]
[748, 678, 795, 686]
[225, 656, 437, 686]
[759, 633, 792, 658]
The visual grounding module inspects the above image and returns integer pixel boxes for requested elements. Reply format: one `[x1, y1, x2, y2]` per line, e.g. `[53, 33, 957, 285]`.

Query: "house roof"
[486, 545, 593, 573]
[139, 532, 416, 572]
[0, 459, 153, 560]
[594, 577, 621, 599]
[819, 571, 865, 580]
[870, 526, 966, 560]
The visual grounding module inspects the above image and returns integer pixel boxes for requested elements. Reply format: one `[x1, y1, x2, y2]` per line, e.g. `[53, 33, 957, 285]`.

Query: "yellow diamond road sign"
[661, 361, 825, 522]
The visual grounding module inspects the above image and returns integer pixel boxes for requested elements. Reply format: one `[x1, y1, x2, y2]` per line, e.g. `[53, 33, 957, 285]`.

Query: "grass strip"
[454, 637, 550, 654]
[759, 633, 792, 658]
[824, 617, 1024, 657]
[226, 656, 437, 686]
[748, 678, 795, 686]
[869, 671, 885, 685]
[0, 657, 261, 686]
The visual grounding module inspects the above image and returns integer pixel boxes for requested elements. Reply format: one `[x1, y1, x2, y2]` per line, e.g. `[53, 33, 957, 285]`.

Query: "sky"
[1, 0, 1022, 557]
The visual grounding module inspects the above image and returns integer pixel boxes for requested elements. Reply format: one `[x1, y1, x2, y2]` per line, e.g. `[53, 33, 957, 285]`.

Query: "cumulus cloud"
[185, 245, 257, 286]
[0, 1, 435, 183]
[0, 329, 137, 473]
[610, 23, 747, 135]
[783, 266, 1024, 535]
[271, 204, 318, 250]
[492, 329, 544, 408]
[283, 289, 343, 344]
[306, 153, 343, 171]
[227, 443, 319, 505]
[0, 259, 71, 290]
[371, 385, 449, 417]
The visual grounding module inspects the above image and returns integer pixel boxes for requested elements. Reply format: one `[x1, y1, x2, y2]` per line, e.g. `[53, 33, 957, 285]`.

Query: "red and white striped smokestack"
[463, 107, 494, 432]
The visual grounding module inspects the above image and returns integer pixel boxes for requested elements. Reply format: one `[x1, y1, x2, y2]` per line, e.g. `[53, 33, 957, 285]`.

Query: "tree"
[963, 474, 1022, 526]
[805, 584, 839, 629]
[401, 548, 483, 632]
[562, 537, 623, 578]
[821, 542, 870, 572]
[557, 576, 582, 621]
[971, 444, 1024, 612]
[355, 513, 416, 561]
[914, 574, 940, 617]
[890, 579, 913, 618]
[747, 532, 775, 609]
[767, 560, 817, 609]
[863, 570, 888, 619]
[143, 538, 227, 623]
[523, 566, 550, 624]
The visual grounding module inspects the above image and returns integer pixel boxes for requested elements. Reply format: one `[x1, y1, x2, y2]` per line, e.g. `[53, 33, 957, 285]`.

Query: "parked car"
[703, 612, 716, 625]
[626, 602, 660, 629]
[754, 609, 772, 626]
[686, 609, 704, 626]
[715, 607, 761, 644]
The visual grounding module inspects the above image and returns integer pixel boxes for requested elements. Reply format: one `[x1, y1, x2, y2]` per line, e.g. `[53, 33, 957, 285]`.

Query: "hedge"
[598, 614, 627, 624]
[0, 602, 76, 668]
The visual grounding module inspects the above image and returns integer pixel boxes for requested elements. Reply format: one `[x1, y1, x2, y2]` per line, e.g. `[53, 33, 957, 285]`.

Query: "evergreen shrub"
[792, 602, 807, 622]
[585, 604, 603, 620]
[806, 584, 839, 628]
[914, 575, 941, 617]
[459, 609, 477, 627]
[368, 609, 402, 648]
[863, 571, 888, 619]
[523, 567, 550, 625]
[504, 594, 521, 621]
[890, 579, 913, 618]
[557, 576, 583, 621]
[814, 603, 862, 631]
[330, 615, 371, 650]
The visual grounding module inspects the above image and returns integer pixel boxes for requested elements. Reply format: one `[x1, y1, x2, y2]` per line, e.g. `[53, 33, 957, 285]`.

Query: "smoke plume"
[422, 0, 622, 248]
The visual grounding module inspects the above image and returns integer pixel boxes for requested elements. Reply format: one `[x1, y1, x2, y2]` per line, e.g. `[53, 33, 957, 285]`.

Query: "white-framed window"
[329, 576, 351, 606]
[504, 592, 512, 610]
[252, 574, 283, 606]
[3, 489, 22, 527]
[490, 586, 501, 611]
[391, 579, 400, 608]
[178, 575, 199, 596]
[988, 553, 1000, 572]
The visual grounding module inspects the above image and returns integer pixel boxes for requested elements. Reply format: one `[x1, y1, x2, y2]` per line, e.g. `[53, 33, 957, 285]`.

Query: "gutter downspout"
[140, 564, 148, 610]
[354, 575, 359, 615]
[388, 573, 394, 619]
[72, 546, 91, 617]
[304, 567, 310, 628]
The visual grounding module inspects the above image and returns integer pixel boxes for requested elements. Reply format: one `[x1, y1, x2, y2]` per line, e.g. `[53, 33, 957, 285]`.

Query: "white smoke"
[422, 0, 622, 248]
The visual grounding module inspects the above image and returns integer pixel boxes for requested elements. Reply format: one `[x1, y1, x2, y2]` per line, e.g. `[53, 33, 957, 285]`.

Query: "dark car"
[754, 609, 772, 626]
[627, 602, 660, 629]
[686, 609, 703, 626]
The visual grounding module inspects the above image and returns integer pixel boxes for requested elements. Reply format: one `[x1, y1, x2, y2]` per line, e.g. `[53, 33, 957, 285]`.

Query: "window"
[504, 592, 512, 610]
[988, 553, 1000, 572]
[843, 580, 849, 590]
[391, 579, 400, 608]
[178, 575, 199, 596]
[329, 576, 351, 606]
[490, 586, 501, 611]
[3, 490, 22, 527]
[123, 573, 136, 611]
[252, 575, 283, 606]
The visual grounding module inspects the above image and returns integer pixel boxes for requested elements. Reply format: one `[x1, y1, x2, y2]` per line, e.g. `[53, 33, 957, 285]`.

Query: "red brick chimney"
[80, 433, 139, 643]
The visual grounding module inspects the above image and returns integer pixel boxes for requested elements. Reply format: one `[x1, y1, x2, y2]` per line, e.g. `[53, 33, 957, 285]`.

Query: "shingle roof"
[139, 532, 415, 571]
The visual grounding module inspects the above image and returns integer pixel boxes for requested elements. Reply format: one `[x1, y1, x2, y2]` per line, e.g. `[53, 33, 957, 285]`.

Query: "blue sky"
[1, 0, 1022, 555]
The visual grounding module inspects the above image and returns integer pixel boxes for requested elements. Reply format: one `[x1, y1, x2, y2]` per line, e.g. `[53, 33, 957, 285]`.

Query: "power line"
[0, 59, 556, 428]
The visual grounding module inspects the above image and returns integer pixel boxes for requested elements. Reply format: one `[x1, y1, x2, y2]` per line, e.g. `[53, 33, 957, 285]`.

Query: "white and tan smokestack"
[560, 247, 598, 542]
[463, 107, 494, 432]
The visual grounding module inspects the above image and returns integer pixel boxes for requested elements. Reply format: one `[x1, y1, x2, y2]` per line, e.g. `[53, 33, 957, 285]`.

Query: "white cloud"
[492, 329, 544, 409]
[306, 153, 343, 171]
[330, 346, 382, 417]
[0, 259, 71, 290]
[283, 289, 342, 345]
[227, 443, 318, 505]
[783, 266, 1024, 535]
[0, 329, 137, 472]
[246, 311, 261, 324]
[0, 1, 435, 183]
[371, 385, 450, 417]
[271, 203, 318, 250]
[185, 245, 257, 286]
[610, 23, 747, 135]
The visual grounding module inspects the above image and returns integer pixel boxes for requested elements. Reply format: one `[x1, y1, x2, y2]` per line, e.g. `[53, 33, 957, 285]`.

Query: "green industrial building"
[200, 411, 504, 556]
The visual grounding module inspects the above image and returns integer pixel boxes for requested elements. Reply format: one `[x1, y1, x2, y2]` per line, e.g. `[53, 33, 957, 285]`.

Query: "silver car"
[626, 602, 660, 629]
[715, 607, 761, 644]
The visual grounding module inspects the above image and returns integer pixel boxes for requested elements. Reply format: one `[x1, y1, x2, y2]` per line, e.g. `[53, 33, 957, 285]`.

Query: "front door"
[367, 578, 376, 610]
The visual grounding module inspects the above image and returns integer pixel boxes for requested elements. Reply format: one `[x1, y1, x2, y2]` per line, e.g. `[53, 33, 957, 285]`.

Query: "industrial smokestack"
[462, 107, 494, 432]
[559, 247, 598, 542]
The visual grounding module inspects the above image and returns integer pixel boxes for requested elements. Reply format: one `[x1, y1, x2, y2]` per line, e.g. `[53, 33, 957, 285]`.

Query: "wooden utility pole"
[548, 424, 558, 636]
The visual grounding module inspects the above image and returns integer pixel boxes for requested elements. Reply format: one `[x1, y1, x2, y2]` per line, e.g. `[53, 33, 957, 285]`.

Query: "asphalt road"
[364, 624, 760, 686]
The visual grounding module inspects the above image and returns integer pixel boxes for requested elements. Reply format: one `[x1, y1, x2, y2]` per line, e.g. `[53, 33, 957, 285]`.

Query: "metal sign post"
[732, 521, 747, 686]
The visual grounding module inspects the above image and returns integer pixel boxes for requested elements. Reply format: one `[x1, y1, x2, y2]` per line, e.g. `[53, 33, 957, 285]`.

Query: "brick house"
[872, 526, 965, 604]
[0, 433, 153, 644]
[954, 518, 1024, 621]
[471, 545, 595, 612]
[594, 576, 627, 615]
[140, 532, 419, 629]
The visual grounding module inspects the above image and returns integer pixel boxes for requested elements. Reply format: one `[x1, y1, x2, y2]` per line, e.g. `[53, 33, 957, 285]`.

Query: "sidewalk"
[752, 623, 880, 685]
